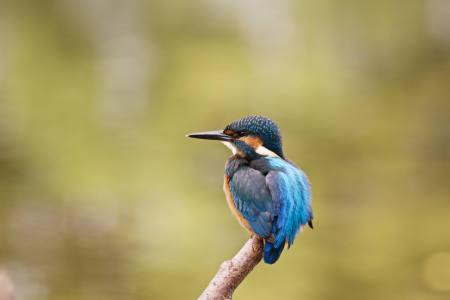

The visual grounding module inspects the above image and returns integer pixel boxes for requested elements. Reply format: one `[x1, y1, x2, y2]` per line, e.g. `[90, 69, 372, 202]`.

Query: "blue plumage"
[188, 115, 313, 264]
[227, 158, 273, 238]
[265, 158, 312, 248]
[264, 237, 284, 264]
[224, 116, 284, 158]
[226, 156, 312, 264]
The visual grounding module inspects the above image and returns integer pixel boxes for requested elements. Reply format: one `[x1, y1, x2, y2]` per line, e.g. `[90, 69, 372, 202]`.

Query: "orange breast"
[223, 175, 256, 236]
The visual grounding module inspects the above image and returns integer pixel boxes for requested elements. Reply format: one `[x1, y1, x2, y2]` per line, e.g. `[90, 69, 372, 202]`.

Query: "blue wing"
[225, 156, 312, 264]
[264, 157, 313, 248]
[228, 165, 274, 238]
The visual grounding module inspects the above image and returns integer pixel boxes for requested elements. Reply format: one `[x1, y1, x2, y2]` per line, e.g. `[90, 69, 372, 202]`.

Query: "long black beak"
[186, 130, 233, 141]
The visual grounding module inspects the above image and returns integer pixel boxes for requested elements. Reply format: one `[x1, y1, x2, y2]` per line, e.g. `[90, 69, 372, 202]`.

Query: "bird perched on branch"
[187, 116, 313, 264]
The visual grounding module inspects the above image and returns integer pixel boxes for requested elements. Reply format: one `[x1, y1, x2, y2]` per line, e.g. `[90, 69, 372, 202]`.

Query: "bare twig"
[198, 235, 264, 300]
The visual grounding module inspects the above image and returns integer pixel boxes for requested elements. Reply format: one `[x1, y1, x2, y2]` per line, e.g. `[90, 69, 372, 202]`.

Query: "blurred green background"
[1, 0, 450, 299]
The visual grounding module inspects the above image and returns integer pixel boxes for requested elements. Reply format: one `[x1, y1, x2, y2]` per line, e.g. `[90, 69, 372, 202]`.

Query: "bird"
[187, 115, 313, 264]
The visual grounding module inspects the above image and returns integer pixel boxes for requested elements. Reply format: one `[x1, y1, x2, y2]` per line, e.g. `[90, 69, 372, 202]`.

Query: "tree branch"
[198, 235, 264, 300]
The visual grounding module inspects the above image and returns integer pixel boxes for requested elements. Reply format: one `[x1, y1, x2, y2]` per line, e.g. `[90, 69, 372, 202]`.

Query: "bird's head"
[187, 115, 284, 160]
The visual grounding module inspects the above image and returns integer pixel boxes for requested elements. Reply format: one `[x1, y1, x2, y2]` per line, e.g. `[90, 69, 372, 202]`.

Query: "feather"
[226, 156, 273, 239]
[225, 155, 313, 264]
[265, 157, 313, 249]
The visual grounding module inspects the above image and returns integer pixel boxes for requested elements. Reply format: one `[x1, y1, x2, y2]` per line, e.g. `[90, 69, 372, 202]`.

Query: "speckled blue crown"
[224, 115, 284, 158]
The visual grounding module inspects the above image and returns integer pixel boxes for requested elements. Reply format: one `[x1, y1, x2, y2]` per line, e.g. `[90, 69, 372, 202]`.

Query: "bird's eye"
[239, 131, 246, 137]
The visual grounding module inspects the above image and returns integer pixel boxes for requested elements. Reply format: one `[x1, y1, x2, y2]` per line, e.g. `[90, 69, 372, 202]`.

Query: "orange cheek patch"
[239, 136, 263, 149]
[224, 130, 234, 135]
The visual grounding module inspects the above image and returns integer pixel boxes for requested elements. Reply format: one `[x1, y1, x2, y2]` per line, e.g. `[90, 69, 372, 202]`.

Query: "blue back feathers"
[225, 155, 313, 264]
[264, 158, 312, 248]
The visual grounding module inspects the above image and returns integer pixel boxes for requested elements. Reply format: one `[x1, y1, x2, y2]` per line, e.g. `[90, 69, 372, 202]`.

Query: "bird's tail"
[263, 240, 284, 264]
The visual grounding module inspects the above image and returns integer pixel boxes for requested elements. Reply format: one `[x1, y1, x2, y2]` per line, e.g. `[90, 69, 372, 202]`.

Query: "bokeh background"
[1, 0, 450, 299]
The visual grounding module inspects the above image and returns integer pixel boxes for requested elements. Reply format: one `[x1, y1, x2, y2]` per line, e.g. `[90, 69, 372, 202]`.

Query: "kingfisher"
[187, 115, 313, 264]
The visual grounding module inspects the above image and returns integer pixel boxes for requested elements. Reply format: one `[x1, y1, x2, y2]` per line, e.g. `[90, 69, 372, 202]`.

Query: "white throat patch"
[255, 145, 281, 158]
[222, 141, 280, 158]
[221, 141, 238, 155]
